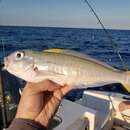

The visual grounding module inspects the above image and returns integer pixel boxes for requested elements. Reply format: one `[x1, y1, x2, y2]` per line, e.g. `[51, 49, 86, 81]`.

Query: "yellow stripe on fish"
[44, 48, 64, 53]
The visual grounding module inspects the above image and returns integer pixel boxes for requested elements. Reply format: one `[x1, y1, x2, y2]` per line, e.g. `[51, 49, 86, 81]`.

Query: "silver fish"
[3, 48, 130, 92]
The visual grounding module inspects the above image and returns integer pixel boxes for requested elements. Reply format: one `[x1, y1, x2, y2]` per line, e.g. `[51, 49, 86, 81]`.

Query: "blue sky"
[0, 0, 130, 29]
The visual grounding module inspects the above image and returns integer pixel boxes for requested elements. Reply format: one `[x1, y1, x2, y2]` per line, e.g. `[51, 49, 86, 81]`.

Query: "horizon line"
[0, 24, 130, 31]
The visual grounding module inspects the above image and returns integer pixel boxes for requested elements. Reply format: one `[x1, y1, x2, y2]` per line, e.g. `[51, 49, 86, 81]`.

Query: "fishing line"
[84, 0, 128, 70]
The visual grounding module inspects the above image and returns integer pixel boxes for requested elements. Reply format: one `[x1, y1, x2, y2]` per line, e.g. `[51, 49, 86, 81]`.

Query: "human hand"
[15, 80, 72, 127]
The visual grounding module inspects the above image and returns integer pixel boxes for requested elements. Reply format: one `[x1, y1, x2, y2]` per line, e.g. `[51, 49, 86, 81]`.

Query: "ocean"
[0, 26, 130, 102]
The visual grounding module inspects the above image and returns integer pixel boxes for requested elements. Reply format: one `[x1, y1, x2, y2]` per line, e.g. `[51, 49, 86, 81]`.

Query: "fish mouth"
[2, 57, 8, 70]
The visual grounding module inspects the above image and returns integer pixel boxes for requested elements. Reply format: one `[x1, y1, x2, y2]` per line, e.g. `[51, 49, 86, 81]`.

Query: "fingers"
[23, 80, 72, 97]
[23, 80, 61, 94]
[35, 85, 72, 127]
[35, 93, 60, 127]
[53, 85, 72, 101]
[61, 84, 72, 96]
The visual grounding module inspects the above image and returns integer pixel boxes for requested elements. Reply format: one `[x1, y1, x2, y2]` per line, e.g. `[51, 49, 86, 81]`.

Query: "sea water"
[0, 26, 130, 101]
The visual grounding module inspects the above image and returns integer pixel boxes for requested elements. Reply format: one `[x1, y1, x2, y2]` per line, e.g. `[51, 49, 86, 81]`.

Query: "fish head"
[3, 50, 37, 82]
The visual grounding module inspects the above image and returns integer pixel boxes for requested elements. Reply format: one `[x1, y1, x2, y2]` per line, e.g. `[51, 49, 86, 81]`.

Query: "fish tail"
[122, 71, 130, 93]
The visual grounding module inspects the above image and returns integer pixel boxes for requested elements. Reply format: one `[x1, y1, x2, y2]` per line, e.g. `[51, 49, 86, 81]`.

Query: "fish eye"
[16, 51, 25, 59]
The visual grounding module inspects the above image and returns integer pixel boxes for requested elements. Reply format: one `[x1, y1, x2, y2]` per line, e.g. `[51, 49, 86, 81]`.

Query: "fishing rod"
[0, 62, 8, 129]
[84, 0, 128, 70]
[0, 0, 8, 128]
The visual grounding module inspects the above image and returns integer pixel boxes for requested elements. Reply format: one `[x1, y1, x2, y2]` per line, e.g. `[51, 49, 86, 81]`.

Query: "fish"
[3, 48, 130, 92]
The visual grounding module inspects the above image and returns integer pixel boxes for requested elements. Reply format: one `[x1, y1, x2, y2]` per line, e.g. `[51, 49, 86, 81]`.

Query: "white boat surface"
[48, 90, 130, 130]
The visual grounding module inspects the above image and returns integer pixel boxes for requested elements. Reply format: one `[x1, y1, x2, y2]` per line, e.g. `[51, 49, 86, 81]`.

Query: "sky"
[0, 0, 130, 29]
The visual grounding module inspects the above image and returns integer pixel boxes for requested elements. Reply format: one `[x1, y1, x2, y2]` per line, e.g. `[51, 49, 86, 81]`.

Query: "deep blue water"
[0, 26, 130, 102]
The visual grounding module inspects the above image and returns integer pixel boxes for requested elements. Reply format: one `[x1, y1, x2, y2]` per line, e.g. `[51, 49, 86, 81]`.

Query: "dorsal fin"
[44, 48, 120, 71]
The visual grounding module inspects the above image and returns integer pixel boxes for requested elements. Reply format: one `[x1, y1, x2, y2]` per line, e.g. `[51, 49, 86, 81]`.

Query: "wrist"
[8, 118, 46, 130]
